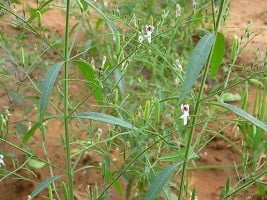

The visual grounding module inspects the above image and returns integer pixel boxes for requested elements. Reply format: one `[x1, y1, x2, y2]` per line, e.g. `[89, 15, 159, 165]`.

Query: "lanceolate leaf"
[74, 112, 136, 130]
[215, 102, 267, 131]
[210, 32, 225, 77]
[22, 122, 42, 145]
[30, 176, 60, 199]
[144, 163, 181, 200]
[72, 60, 103, 103]
[179, 33, 215, 103]
[39, 63, 62, 121]
[21, 116, 61, 145]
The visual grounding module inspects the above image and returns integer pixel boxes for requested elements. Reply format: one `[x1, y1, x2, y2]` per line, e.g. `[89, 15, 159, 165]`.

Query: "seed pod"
[20, 46, 25, 66]
[115, 31, 121, 56]
[36, 10, 42, 27]
[143, 100, 151, 121]
[231, 35, 241, 62]
[154, 99, 161, 126]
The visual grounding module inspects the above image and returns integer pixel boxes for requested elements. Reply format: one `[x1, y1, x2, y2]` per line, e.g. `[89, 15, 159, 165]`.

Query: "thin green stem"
[226, 170, 267, 197]
[97, 135, 170, 199]
[178, 1, 226, 198]
[63, 0, 73, 199]
[178, 51, 213, 200]
[211, 0, 216, 31]
[41, 140, 61, 200]
[0, 137, 63, 172]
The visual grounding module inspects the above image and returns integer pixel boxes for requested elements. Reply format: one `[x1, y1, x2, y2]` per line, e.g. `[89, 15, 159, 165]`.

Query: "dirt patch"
[224, 0, 267, 65]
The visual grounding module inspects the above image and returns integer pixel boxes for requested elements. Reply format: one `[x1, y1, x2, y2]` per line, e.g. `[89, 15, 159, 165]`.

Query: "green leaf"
[191, 189, 196, 200]
[210, 32, 225, 77]
[106, 169, 123, 196]
[179, 33, 215, 103]
[257, 184, 265, 198]
[21, 116, 61, 145]
[22, 122, 41, 144]
[30, 176, 60, 199]
[39, 63, 62, 121]
[158, 151, 198, 162]
[73, 112, 136, 130]
[28, 158, 46, 169]
[144, 163, 181, 200]
[72, 60, 103, 103]
[215, 102, 267, 131]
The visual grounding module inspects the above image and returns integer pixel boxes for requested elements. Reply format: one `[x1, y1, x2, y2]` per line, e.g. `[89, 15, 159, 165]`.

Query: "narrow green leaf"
[30, 176, 60, 199]
[21, 116, 61, 145]
[191, 188, 196, 200]
[22, 122, 41, 144]
[215, 102, 267, 131]
[72, 60, 103, 103]
[74, 112, 136, 130]
[158, 151, 198, 162]
[210, 32, 225, 77]
[39, 63, 62, 121]
[179, 33, 215, 103]
[144, 163, 181, 200]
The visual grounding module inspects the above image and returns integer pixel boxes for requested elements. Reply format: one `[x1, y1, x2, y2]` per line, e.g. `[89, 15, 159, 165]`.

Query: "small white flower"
[176, 4, 181, 17]
[180, 104, 189, 126]
[0, 155, 5, 167]
[27, 195, 32, 200]
[145, 25, 154, 44]
[176, 59, 183, 71]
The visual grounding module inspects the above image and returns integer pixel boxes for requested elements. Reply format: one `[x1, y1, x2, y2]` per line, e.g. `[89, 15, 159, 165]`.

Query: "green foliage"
[39, 63, 62, 122]
[216, 102, 267, 132]
[72, 60, 103, 103]
[210, 32, 225, 77]
[74, 112, 137, 130]
[22, 122, 41, 144]
[179, 33, 215, 103]
[30, 176, 60, 199]
[238, 84, 267, 159]
[144, 163, 181, 200]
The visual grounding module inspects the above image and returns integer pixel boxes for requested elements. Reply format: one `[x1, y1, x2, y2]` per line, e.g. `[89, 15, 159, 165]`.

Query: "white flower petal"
[180, 114, 188, 126]
[147, 35, 152, 44]
[0, 155, 5, 167]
